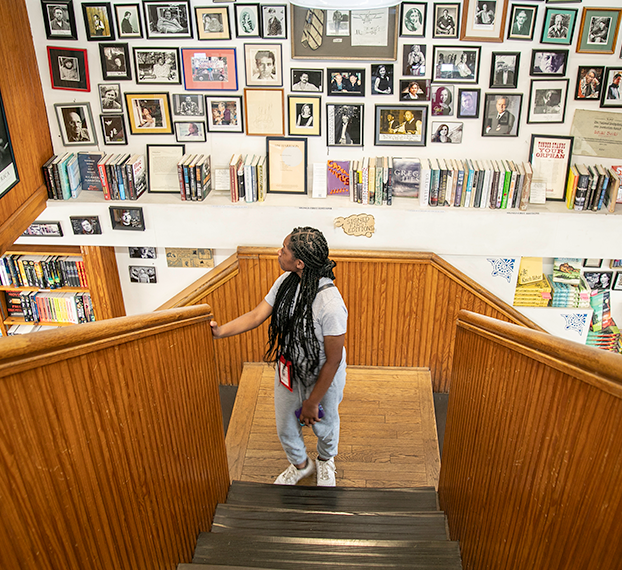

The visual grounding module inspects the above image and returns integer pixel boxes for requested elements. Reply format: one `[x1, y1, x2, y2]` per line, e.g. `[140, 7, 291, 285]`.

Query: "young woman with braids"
[210, 228, 347, 486]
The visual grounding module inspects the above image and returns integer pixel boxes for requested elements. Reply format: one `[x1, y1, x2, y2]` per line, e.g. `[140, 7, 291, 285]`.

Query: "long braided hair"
[265, 227, 337, 386]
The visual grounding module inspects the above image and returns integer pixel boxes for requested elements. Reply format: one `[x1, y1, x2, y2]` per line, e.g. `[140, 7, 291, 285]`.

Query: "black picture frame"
[399, 79, 431, 101]
[234, 3, 261, 38]
[371, 64, 394, 95]
[433, 3, 460, 39]
[403, 44, 427, 77]
[530, 49, 568, 76]
[431, 85, 455, 116]
[54, 102, 98, 146]
[47, 46, 90, 91]
[205, 96, 244, 133]
[70, 216, 102, 235]
[507, 4, 537, 41]
[174, 121, 206, 142]
[129, 266, 157, 283]
[541, 7, 578, 46]
[575, 65, 605, 101]
[327, 69, 365, 97]
[583, 258, 603, 268]
[600, 67, 622, 108]
[326, 103, 364, 147]
[457, 88, 481, 118]
[612, 272, 622, 292]
[99, 42, 132, 80]
[374, 104, 427, 147]
[490, 52, 520, 89]
[41, 0, 78, 40]
[22, 221, 63, 238]
[172, 93, 204, 117]
[291, 69, 323, 93]
[129, 246, 157, 259]
[98, 83, 122, 112]
[583, 271, 613, 291]
[100, 114, 128, 144]
[82, 2, 115, 40]
[527, 78, 569, 124]
[287, 95, 321, 137]
[114, 3, 143, 38]
[401, 2, 427, 38]
[142, 0, 193, 39]
[261, 5, 287, 39]
[133, 47, 181, 84]
[110, 206, 145, 230]
[0, 89, 19, 198]
[432, 45, 481, 84]
[244, 43, 283, 87]
[482, 92, 522, 137]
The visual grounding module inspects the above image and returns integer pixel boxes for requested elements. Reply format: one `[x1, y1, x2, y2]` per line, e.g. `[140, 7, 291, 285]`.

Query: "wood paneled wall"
[159, 248, 540, 392]
[439, 311, 622, 570]
[0, 306, 229, 570]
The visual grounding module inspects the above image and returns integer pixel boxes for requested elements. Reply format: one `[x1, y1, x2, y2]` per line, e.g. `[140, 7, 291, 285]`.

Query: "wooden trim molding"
[0, 185, 48, 256]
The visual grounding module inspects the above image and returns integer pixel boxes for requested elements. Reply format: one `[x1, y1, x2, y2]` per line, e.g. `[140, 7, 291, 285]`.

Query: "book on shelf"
[78, 152, 104, 192]
[552, 258, 582, 285]
[391, 157, 420, 198]
[327, 160, 350, 196]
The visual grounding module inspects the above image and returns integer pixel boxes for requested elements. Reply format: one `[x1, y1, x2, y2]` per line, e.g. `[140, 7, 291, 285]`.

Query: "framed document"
[266, 137, 307, 194]
[244, 88, 284, 136]
[146, 143, 185, 193]
[529, 134, 573, 202]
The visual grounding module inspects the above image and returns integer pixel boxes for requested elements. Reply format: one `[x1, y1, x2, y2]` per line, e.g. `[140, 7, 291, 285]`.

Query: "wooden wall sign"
[335, 213, 375, 238]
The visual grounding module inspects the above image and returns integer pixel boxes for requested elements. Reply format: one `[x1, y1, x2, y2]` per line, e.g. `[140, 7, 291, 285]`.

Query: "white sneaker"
[274, 458, 315, 485]
[316, 457, 336, 487]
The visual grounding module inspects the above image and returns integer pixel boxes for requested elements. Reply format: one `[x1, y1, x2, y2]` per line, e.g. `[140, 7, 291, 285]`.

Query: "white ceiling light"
[290, 0, 399, 9]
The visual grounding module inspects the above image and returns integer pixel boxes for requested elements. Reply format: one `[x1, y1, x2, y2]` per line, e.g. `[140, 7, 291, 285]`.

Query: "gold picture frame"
[460, 0, 509, 42]
[124, 92, 173, 134]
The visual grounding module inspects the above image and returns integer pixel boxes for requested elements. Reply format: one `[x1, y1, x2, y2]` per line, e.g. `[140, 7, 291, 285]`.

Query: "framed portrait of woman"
[288, 95, 321, 136]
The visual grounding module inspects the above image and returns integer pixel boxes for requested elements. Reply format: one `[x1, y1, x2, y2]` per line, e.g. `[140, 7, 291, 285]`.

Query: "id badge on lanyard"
[278, 355, 293, 391]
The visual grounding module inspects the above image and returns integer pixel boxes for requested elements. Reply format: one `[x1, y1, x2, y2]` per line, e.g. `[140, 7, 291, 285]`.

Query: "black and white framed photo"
[0, 89, 19, 198]
[461, 0, 508, 42]
[288, 95, 321, 137]
[100, 114, 127, 144]
[244, 44, 282, 87]
[600, 67, 622, 108]
[528, 78, 569, 124]
[234, 3, 261, 38]
[195, 6, 230, 40]
[431, 85, 454, 116]
[374, 105, 427, 147]
[403, 44, 426, 77]
[291, 69, 322, 92]
[401, 2, 427, 37]
[576, 8, 622, 55]
[70, 215, 102, 235]
[432, 46, 481, 83]
[575, 66, 604, 100]
[99, 43, 131, 80]
[129, 246, 156, 259]
[110, 206, 145, 230]
[82, 2, 115, 40]
[541, 7, 577, 46]
[326, 9, 350, 37]
[261, 5, 286, 39]
[507, 4, 536, 40]
[490, 52, 520, 88]
[114, 3, 143, 38]
[205, 95, 244, 133]
[327, 69, 365, 96]
[133, 47, 180, 84]
[400, 79, 431, 101]
[482, 92, 522, 136]
[433, 3, 460, 38]
[371, 64, 393, 95]
[326, 103, 363, 147]
[41, 0, 78, 40]
[457, 88, 481, 118]
[530, 49, 568, 76]
[129, 266, 157, 283]
[172, 93, 203, 117]
[22, 221, 63, 238]
[431, 121, 463, 143]
[174, 121, 206, 142]
[142, 0, 192, 39]
[583, 271, 613, 291]
[583, 259, 603, 268]
[612, 272, 622, 292]
[54, 102, 98, 146]
[47, 46, 90, 92]
[125, 92, 173, 135]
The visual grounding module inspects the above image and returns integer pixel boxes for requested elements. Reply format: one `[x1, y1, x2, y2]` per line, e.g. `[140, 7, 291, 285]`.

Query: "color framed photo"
[482, 92, 522, 137]
[431, 85, 455, 116]
[172, 93, 204, 117]
[530, 49, 568, 76]
[460, 0, 508, 42]
[541, 7, 577, 45]
[129, 266, 157, 283]
[291, 69, 322, 92]
[371, 64, 394, 95]
[70, 216, 102, 235]
[110, 206, 145, 230]
[266, 137, 307, 195]
[146, 143, 185, 194]
[114, 3, 143, 38]
[133, 47, 180, 84]
[261, 5, 287, 39]
[433, 3, 460, 39]
[490, 52, 520, 88]
[0, 90, 19, 198]
[195, 6, 231, 40]
[288, 95, 321, 136]
[244, 88, 284, 136]
[457, 88, 481, 118]
[99, 43, 131, 80]
[528, 134, 573, 202]
[124, 92, 173, 134]
[527, 78, 569, 124]
[244, 43, 282, 87]
[431, 121, 463, 143]
[205, 96, 243, 133]
[142, 0, 192, 39]
[576, 8, 622, 55]
[41, 0, 78, 40]
[174, 121, 206, 142]
[374, 104, 427, 146]
[47, 46, 90, 91]
[432, 46, 481, 83]
[327, 103, 364, 147]
[399, 79, 431, 101]
[403, 44, 427, 77]
[401, 2, 427, 38]
[82, 2, 115, 40]
[54, 102, 98, 145]
[507, 4, 537, 40]
[600, 67, 622, 108]
[327, 69, 365, 96]
[181, 47, 238, 91]
[234, 3, 261, 38]
[22, 221, 63, 238]
[575, 66, 604, 100]
[100, 113, 127, 144]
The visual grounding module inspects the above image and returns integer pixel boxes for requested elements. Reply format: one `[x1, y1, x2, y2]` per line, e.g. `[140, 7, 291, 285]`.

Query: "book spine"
[574, 175, 590, 211]
[177, 159, 186, 201]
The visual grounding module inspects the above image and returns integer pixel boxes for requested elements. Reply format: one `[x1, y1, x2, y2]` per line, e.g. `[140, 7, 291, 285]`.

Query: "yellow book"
[565, 165, 579, 209]
[518, 257, 544, 285]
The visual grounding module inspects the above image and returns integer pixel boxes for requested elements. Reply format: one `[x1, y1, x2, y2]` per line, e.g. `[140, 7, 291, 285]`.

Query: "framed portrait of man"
[507, 4, 537, 41]
[481, 92, 522, 137]
[541, 8, 577, 46]
[490, 52, 520, 88]
[42, 0, 78, 40]
[291, 69, 323, 92]
[142, 0, 192, 39]
[600, 67, 622, 108]
[99, 43, 132, 80]
[433, 3, 460, 39]
[374, 105, 427, 147]
[574, 66, 604, 100]
[114, 3, 143, 38]
[70, 216, 102, 235]
[327, 69, 365, 97]
[400, 2, 427, 38]
[460, 0, 508, 41]
[82, 2, 115, 40]
[530, 49, 568, 77]
[527, 78, 569, 124]
[576, 8, 622, 54]
[244, 44, 282, 87]
[98, 83, 122, 112]
[172, 93, 204, 117]
[133, 47, 180, 84]
[326, 103, 364, 147]
[205, 96, 244, 133]
[457, 88, 481, 118]
[261, 5, 287, 39]
[54, 102, 98, 146]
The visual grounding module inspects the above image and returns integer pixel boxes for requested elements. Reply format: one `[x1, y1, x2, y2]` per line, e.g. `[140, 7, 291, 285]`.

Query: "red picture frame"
[47, 46, 90, 92]
[181, 47, 238, 90]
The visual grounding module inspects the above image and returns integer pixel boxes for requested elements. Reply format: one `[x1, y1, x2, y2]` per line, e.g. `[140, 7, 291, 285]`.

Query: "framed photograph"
[327, 103, 364, 146]
[432, 46, 481, 83]
[261, 5, 286, 39]
[528, 78, 569, 123]
[133, 47, 180, 84]
[490, 52, 520, 88]
[433, 3, 460, 38]
[41, 0, 78, 40]
[583, 258, 602, 268]
[374, 104, 427, 146]
[174, 121, 206, 142]
[244, 43, 282, 87]
[482, 93, 522, 136]
[541, 7, 577, 45]
[110, 206, 145, 230]
[371, 64, 393, 95]
[528, 134, 573, 201]
[244, 88, 284, 136]
[195, 6, 230, 40]
[82, 2, 115, 40]
[234, 3, 261, 38]
[507, 4, 537, 40]
[124, 92, 173, 134]
[100, 114, 127, 144]
[291, 6, 399, 61]
[205, 96, 243, 133]
[54, 102, 98, 146]
[266, 137, 307, 194]
[129, 266, 157, 283]
[47, 46, 89, 91]
[129, 246, 156, 259]
[291, 69, 322, 93]
[600, 67, 622, 108]
[400, 79, 431, 101]
[172, 93, 203, 117]
[0, 90, 19, 198]
[457, 88, 481, 118]
[583, 271, 613, 291]
[142, 0, 192, 39]
[288, 95, 321, 136]
[70, 216, 102, 235]
[401, 2, 427, 37]
[460, 0, 508, 42]
[147, 143, 184, 193]
[431, 85, 455, 116]
[576, 8, 622, 55]
[22, 221, 63, 238]
[431, 121, 463, 143]
[181, 48, 237, 91]
[575, 66, 604, 100]
[612, 272, 622, 292]
[114, 3, 143, 38]
[327, 69, 365, 96]
[530, 49, 568, 76]
[99, 43, 131, 80]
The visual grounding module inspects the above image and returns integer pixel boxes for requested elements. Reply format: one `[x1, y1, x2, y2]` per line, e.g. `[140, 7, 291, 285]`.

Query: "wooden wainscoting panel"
[81, 246, 126, 320]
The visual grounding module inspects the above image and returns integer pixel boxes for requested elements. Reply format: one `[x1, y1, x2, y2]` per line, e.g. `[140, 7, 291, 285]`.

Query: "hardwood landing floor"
[225, 363, 441, 489]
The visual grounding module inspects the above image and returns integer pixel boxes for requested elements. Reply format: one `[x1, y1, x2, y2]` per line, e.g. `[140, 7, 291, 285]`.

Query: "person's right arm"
[210, 299, 272, 339]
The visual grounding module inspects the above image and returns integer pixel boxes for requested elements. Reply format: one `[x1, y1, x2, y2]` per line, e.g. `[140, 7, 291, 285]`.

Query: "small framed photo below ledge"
[21, 221, 63, 238]
[109, 206, 145, 230]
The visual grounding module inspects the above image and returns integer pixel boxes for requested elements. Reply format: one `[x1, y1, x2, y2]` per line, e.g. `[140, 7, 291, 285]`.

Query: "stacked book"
[0, 254, 88, 289]
[565, 163, 622, 212]
[587, 290, 620, 353]
[176, 153, 212, 201]
[549, 274, 591, 308]
[552, 258, 582, 286]
[513, 275, 552, 307]
[6, 290, 95, 324]
[228, 154, 266, 203]
[41, 152, 82, 200]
